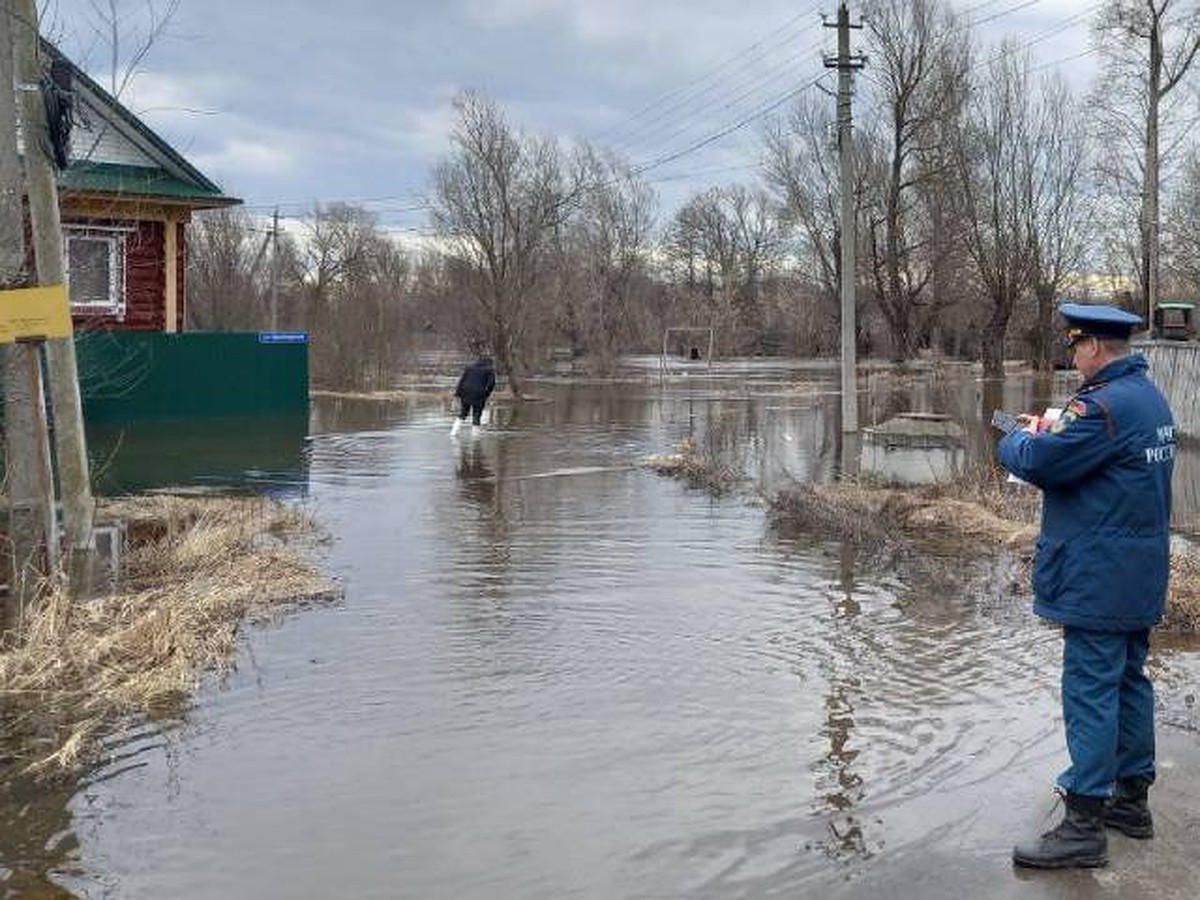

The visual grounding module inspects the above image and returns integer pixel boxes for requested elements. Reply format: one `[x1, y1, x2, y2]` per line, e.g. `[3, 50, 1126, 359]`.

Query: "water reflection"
[816, 543, 868, 860]
[0, 768, 79, 897]
[4, 363, 1200, 899]
[454, 438, 496, 506]
[85, 415, 309, 497]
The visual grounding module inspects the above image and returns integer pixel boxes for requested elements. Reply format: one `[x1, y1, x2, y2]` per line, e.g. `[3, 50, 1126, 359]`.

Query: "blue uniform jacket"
[997, 355, 1175, 631]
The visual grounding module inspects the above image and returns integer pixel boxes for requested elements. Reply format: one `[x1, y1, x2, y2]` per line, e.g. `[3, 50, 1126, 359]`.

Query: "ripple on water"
[53, 388, 1200, 900]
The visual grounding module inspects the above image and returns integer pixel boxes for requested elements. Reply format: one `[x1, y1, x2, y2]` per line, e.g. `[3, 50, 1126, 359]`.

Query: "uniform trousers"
[1058, 626, 1155, 798]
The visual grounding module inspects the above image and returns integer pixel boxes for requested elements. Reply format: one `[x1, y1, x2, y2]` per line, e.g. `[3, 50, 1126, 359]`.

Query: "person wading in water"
[451, 350, 496, 438]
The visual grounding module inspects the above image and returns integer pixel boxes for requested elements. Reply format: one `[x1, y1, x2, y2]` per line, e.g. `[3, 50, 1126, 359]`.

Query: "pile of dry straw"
[1, 495, 336, 775]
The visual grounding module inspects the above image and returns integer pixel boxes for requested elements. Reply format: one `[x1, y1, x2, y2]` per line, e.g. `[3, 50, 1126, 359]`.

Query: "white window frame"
[65, 227, 128, 316]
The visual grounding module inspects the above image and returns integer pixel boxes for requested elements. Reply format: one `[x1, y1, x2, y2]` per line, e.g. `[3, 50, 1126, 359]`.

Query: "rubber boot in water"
[1105, 777, 1153, 839]
[1012, 793, 1108, 869]
[450, 417, 462, 437]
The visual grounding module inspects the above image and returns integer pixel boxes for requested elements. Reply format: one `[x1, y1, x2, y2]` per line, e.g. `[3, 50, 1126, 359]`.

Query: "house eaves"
[41, 39, 240, 208]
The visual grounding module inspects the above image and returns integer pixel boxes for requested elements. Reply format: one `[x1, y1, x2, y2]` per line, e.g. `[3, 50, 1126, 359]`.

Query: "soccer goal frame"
[660, 326, 715, 373]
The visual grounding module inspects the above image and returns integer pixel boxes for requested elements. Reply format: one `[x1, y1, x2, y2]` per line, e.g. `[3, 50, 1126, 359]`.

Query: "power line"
[969, 0, 1043, 29]
[628, 73, 830, 179]
[1031, 46, 1099, 74]
[612, 46, 826, 162]
[969, 1, 1103, 73]
[240, 197, 433, 214]
[593, 5, 823, 147]
[606, 30, 827, 161]
[240, 2, 1099, 226]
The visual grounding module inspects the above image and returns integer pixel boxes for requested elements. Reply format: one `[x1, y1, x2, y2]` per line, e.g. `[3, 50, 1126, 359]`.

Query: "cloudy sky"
[42, 0, 1104, 233]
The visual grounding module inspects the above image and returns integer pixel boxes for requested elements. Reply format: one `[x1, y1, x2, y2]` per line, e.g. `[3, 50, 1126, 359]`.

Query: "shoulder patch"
[1051, 403, 1085, 434]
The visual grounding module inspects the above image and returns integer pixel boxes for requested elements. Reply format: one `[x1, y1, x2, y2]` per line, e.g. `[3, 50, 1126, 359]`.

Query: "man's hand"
[1018, 414, 1042, 435]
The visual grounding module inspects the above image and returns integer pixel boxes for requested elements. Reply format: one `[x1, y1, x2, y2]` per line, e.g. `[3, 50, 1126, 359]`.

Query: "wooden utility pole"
[11, 0, 96, 586]
[1, 1, 58, 615]
[825, 3, 865, 435]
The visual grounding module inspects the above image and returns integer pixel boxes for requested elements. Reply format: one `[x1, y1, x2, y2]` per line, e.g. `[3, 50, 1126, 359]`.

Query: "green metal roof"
[59, 162, 239, 206]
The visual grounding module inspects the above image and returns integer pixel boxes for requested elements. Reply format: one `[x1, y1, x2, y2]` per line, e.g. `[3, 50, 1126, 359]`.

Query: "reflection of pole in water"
[814, 541, 869, 859]
[836, 428, 861, 479]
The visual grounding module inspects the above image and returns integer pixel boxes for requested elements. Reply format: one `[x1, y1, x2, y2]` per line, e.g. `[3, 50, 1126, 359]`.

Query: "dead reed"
[639, 431, 745, 496]
[768, 475, 1200, 633]
[0, 495, 336, 775]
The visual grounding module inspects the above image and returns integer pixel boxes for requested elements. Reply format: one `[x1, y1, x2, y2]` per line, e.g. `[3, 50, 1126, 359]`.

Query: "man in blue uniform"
[999, 302, 1175, 869]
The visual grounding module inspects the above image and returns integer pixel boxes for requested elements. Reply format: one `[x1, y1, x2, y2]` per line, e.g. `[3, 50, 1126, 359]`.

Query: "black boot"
[1013, 793, 1108, 869]
[1104, 777, 1154, 839]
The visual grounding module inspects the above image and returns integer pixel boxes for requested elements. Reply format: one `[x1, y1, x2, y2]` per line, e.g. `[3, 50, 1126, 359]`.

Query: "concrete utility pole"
[1142, 18, 1162, 325]
[270, 207, 280, 331]
[11, 0, 96, 587]
[824, 3, 865, 436]
[1, 2, 58, 615]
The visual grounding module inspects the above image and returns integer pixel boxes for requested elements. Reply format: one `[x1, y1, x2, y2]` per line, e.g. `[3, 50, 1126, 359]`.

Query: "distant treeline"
[186, 1, 1200, 391]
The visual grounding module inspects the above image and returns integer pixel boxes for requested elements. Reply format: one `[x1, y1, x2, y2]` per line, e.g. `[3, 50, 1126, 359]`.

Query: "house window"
[66, 230, 125, 315]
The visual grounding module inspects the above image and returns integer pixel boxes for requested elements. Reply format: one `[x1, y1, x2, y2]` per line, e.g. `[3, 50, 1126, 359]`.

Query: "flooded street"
[5, 364, 1200, 898]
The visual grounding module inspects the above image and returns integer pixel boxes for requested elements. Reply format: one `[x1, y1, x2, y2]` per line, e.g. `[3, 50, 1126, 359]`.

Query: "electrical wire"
[231, 0, 1105, 225]
[593, 5, 823, 147]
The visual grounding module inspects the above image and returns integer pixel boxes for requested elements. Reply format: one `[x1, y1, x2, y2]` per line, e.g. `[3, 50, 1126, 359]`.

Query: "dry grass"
[769, 473, 1039, 553]
[639, 434, 745, 495]
[769, 475, 1200, 634]
[1167, 552, 1200, 632]
[0, 495, 337, 776]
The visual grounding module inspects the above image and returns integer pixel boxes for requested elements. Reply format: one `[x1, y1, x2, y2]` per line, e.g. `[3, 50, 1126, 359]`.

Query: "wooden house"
[46, 40, 240, 332]
[29, 43, 308, 423]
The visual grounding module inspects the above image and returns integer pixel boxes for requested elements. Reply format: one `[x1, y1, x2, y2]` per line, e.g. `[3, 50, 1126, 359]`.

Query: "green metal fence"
[74, 330, 309, 421]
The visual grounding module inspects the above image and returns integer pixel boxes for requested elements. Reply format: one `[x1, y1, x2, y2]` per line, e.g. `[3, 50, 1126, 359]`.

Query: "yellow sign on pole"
[0, 284, 73, 343]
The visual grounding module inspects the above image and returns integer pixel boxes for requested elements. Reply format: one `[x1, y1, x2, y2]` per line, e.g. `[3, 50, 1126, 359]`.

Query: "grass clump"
[640, 429, 746, 496]
[768, 471, 1200, 634]
[0, 495, 337, 775]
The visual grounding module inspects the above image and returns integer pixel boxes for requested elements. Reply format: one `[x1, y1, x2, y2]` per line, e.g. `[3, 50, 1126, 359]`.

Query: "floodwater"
[4, 360, 1200, 899]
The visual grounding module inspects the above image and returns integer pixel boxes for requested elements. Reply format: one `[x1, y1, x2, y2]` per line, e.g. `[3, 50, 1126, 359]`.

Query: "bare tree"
[430, 90, 586, 396]
[553, 145, 656, 369]
[954, 47, 1041, 380]
[89, 0, 180, 98]
[860, 0, 969, 361]
[762, 92, 881, 355]
[186, 208, 270, 330]
[1163, 148, 1200, 292]
[1026, 75, 1091, 371]
[1092, 0, 1200, 317]
[762, 96, 840, 312]
[664, 185, 783, 354]
[299, 203, 413, 389]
